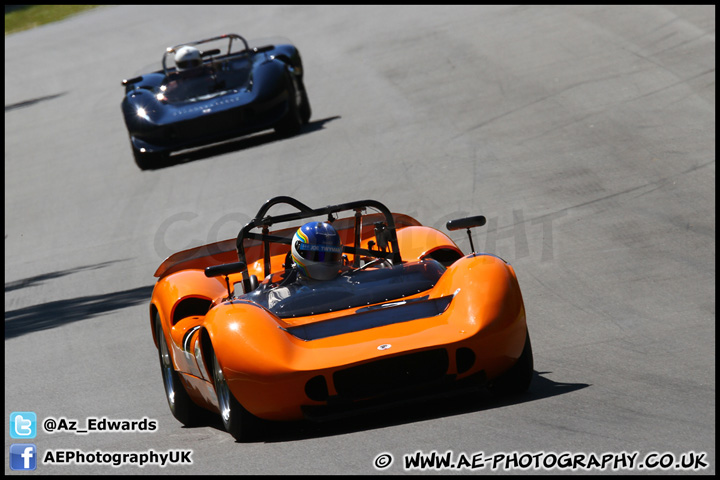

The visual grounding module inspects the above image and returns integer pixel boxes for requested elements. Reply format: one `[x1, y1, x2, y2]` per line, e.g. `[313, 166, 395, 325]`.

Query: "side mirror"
[121, 76, 143, 87]
[205, 261, 247, 297]
[446, 215, 486, 253]
[201, 48, 221, 57]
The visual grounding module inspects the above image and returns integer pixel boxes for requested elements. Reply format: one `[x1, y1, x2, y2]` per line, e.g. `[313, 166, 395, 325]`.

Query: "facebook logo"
[10, 444, 37, 470]
[10, 412, 37, 439]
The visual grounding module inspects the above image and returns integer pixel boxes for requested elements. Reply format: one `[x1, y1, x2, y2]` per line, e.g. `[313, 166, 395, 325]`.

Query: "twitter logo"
[10, 412, 37, 439]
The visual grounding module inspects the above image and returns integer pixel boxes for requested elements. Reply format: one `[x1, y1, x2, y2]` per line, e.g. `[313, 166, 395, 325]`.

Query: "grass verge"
[5, 5, 101, 35]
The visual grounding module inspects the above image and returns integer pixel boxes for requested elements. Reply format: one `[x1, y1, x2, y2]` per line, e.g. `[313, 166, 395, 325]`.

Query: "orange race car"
[149, 196, 533, 441]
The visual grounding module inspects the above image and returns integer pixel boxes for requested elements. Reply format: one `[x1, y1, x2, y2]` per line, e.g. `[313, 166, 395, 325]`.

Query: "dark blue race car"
[121, 34, 311, 169]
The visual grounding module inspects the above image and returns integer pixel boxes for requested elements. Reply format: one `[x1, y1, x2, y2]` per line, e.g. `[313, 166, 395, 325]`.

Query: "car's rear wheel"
[274, 69, 304, 137]
[154, 315, 204, 425]
[489, 329, 534, 395]
[210, 347, 262, 442]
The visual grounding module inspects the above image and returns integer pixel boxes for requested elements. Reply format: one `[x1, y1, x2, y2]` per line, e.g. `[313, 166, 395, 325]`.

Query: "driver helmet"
[175, 45, 202, 71]
[291, 221, 343, 280]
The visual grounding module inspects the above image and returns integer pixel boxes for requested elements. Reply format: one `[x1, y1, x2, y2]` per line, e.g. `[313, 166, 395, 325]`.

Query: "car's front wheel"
[154, 315, 205, 425]
[210, 347, 262, 442]
[489, 329, 534, 395]
[131, 141, 169, 170]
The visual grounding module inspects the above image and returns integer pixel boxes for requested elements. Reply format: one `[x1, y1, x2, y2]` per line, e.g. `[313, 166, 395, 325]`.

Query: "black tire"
[299, 81, 311, 125]
[274, 70, 304, 137]
[131, 141, 169, 170]
[489, 330, 534, 396]
[154, 315, 205, 425]
[210, 347, 262, 442]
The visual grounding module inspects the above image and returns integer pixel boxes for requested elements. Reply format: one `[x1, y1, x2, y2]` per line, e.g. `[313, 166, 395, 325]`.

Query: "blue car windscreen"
[244, 260, 446, 318]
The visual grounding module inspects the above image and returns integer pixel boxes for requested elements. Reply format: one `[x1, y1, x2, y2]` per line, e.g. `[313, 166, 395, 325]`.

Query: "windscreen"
[244, 260, 446, 318]
[162, 55, 252, 103]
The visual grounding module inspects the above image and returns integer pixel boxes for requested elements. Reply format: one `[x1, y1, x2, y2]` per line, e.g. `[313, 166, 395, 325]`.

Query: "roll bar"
[161, 33, 250, 76]
[235, 196, 403, 280]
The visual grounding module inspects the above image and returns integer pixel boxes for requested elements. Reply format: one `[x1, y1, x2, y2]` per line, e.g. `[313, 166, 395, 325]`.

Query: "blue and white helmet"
[291, 221, 343, 280]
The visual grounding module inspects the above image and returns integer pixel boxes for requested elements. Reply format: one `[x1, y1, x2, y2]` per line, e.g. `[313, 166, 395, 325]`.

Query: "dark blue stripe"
[283, 295, 453, 341]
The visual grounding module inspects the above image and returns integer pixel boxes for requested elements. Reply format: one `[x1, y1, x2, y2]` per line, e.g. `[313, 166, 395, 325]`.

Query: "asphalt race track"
[5, 5, 715, 475]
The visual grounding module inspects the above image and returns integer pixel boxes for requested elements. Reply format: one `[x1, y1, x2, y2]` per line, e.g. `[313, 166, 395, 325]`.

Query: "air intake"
[455, 347, 475, 374]
[333, 349, 449, 400]
[305, 375, 329, 401]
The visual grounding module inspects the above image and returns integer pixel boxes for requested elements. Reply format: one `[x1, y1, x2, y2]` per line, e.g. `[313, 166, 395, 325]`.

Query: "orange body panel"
[150, 214, 528, 421]
[395, 225, 462, 261]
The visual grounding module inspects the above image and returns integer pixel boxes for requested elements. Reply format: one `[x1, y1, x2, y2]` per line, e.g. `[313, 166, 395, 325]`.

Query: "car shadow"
[262, 372, 589, 443]
[155, 116, 341, 169]
[4, 283, 154, 339]
[5, 92, 67, 112]
[5, 260, 127, 293]
[193, 371, 590, 443]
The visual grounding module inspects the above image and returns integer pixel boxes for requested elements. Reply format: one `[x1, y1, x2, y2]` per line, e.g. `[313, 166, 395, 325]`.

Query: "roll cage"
[205, 196, 404, 293]
[161, 33, 251, 76]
